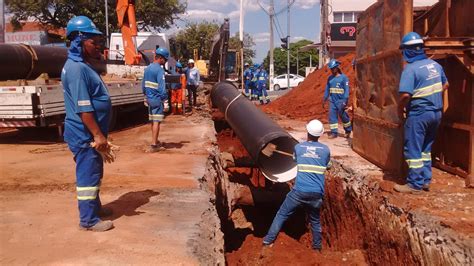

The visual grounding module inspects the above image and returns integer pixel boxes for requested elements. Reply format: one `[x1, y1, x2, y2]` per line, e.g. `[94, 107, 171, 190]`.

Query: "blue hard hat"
[328, 59, 341, 69]
[253, 63, 259, 68]
[400, 32, 424, 49]
[155, 47, 170, 60]
[66, 16, 102, 38]
[176, 62, 183, 68]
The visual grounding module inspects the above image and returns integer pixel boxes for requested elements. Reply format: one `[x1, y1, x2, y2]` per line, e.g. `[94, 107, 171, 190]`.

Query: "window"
[343, 12, 353, 22]
[333, 11, 359, 23]
[333, 12, 343, 23]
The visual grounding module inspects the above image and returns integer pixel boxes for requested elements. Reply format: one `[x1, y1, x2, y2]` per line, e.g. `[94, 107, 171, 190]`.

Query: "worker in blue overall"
[142, 48, 169, 153]
[263, 119, 330, 251]
[243, 62, 252, 98]
[323, 59, 352, 139]
[256, 64, 270, 104]
[250, 64, 260, 100]
[61, 16, 113, 232]
[394, 32, 449, 194]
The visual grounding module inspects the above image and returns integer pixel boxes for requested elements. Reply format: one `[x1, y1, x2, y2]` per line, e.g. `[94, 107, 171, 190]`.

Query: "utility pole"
[319, 0, 329, 69]
[240, 0, 245, 92]
[0, 0, 4, 44]
[296, 48, 299, 76]
[286, 0, 290, 90]
[105, 0, 109, 48]
[269, 0, 274, 90]
[259, 0, 293, 90]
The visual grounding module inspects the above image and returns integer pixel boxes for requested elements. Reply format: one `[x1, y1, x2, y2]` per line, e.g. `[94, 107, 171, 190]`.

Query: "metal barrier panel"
[353, 0, 412, 173]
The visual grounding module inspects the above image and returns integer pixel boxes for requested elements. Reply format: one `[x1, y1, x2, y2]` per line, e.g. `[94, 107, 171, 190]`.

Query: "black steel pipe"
[0, 44, 68, 81]
[211, 81, 298, 182]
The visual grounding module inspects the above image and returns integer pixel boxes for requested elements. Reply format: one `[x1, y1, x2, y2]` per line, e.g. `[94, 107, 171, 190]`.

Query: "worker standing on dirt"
[256, 64, 271, 105]
[142, 47, 169, 152]
[323, 59, 352, 138]
[61, 16, 113, 232]
[243, 62, 252, 99]
[186, 59, 200, 108]
[263, 119, 329, 251]
[251, 64, 260, 101]
[394, 32, 449, 194]
[170, 62, 186, 115]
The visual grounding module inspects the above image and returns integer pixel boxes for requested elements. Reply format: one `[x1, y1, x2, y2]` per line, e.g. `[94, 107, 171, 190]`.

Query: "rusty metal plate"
[353, 0, 411, 173]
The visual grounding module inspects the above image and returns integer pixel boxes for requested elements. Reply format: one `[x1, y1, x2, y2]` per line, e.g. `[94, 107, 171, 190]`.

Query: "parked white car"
[272, 74, 305, 90]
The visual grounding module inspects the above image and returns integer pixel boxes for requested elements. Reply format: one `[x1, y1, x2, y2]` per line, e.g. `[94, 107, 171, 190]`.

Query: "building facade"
[323, 0, 439, 61]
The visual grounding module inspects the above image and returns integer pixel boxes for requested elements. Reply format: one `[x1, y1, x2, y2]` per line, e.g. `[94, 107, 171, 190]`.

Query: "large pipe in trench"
[0, 44, 68, 81]
[211, 81, 298, 182]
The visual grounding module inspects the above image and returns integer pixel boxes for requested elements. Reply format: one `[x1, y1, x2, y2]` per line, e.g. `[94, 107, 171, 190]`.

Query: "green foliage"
[171, 21, 220, 61]
[5, 0, 186, 33]
[228, 32, 256, 63]
[262, 39, 319, 76]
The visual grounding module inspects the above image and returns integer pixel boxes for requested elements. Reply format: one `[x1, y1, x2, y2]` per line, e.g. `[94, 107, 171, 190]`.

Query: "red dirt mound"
[263, 53, 356, 123]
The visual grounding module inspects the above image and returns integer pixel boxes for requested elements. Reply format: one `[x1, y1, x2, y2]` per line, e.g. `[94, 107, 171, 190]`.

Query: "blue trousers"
[244, 81, 251, 96]
[69, 146, 103, 228]
[263, 189, 323, 249]
[329, 100, 352, 135]
[257, 84, 269, 103]
[404, 110, 441, 190]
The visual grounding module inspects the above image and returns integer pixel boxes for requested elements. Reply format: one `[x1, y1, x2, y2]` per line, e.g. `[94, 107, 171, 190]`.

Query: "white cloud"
[292, 36, 306, 41]
[253, 32, 270, 43]
[295, 0, 320, 9]
[184, 9, 228, 22]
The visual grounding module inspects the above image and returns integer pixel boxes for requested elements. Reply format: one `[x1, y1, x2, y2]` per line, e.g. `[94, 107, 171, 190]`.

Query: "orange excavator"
[116, 0, 141, 65]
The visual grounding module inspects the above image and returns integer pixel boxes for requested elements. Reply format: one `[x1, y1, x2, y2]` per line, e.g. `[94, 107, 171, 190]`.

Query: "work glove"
[90, 141, 120, 164]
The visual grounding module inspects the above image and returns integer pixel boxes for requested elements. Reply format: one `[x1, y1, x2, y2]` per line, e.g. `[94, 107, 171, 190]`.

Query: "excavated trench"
[204, 107, 473, 265]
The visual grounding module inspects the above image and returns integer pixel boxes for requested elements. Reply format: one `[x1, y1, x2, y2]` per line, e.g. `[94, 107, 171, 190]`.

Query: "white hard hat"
[306, 119, 324, 137]
[188, 59, 195, 64]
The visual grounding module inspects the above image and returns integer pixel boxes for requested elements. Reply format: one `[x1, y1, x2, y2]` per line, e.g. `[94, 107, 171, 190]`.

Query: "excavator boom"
[116, 0, 141, 65]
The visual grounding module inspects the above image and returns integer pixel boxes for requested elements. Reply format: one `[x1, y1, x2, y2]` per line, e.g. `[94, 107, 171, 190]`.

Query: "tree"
[228, 32, 256, 63]
[171, 21, 220, 61]
[262, 39, 319, 76]
[5, 0, 186, 34]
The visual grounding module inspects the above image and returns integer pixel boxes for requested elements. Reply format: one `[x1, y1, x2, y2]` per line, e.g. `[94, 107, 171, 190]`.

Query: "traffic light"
[281, 36, 288, 50]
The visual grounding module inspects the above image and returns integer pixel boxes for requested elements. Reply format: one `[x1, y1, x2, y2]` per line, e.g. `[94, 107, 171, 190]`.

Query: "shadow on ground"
[103, 189, 160, 221]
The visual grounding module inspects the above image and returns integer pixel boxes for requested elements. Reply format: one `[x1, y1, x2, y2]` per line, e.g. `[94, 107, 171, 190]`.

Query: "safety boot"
[422, 184, 430, 191]
[328, 134, 338, 139]
[79, 220, 114, 232]
[344, 132, 351, 138]
[394, 184, 422, 194]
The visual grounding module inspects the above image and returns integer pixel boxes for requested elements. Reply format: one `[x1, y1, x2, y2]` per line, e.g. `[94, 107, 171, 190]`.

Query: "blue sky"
[168, 0, 321, 62]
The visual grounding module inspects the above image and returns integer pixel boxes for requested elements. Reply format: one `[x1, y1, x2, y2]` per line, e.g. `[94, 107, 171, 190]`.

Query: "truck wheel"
[274, 84, 280, 91]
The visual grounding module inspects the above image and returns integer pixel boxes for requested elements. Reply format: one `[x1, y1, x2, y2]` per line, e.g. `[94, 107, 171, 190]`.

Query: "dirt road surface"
[0, 111, 224, 265]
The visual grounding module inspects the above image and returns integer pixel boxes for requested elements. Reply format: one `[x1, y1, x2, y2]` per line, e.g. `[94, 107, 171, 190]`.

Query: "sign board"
[5, 31, 45, 45]
[330, 23, 357, 41]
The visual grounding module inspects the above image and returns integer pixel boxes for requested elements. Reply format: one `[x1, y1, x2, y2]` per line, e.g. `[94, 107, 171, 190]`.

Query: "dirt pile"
[263, 53, 356, 123]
